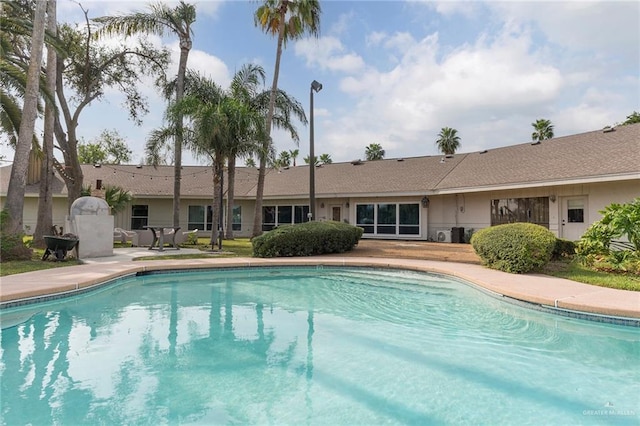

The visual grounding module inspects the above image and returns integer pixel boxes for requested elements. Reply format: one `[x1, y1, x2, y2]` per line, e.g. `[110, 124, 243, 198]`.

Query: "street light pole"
[309, 80, 322, 221]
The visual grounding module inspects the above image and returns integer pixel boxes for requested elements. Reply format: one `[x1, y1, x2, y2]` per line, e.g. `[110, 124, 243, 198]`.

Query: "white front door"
[561, 196, 587, 241]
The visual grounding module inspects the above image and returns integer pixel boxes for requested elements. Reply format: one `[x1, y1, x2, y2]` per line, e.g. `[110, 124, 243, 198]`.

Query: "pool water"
[1, 267, 638, 425]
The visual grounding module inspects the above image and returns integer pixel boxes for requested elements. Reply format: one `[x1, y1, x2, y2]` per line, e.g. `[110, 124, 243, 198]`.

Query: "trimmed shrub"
[252, 221, 363, 258]
[552, 238, 576, 259]
[470, 223, 556, 273]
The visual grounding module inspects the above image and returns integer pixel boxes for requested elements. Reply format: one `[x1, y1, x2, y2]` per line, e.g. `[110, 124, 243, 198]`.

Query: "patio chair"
[179, 228, 198, 245]
[114, 228, 139, 246]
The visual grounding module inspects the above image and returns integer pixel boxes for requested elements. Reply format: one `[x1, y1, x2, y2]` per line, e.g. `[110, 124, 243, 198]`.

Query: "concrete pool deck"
[1, 245, 639, 324]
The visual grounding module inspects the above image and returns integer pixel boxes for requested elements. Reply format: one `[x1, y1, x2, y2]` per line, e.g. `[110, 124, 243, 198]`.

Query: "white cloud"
[295, 36, 365, 74]
[489, 2, 640, 60]
[321, 24, 570, 161]
[366, 31, 387, 47]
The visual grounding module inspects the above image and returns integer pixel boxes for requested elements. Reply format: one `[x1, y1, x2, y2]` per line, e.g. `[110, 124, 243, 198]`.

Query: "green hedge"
[470, 223, 556, 273]
[552, 238, 576, 259]
[252, 221, 363, 258]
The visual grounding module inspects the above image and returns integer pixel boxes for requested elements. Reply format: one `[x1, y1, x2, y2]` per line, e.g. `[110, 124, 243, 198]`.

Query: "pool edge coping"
[1, 257, 639, 326]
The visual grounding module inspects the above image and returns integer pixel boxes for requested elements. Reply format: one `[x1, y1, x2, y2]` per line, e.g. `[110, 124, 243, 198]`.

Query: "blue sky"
[4, 0, 639, 166]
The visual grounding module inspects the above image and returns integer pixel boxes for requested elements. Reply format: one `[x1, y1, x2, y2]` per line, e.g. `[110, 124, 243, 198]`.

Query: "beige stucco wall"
[16, 197, 69, 235]
[6, 178, 638, 242]
[428, 179, 639, 241]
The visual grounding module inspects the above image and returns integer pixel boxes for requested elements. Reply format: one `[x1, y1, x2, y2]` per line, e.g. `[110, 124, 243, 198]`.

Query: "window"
[377, 204, 396, 234]
[232, 206, 241, 231]
[262, 206, 276, 231]
[356, 204, 375, 234]
[490, 197, 549, 227]
[399, 204, 419, 235]
[263, 204, 309, 230]
[187, 205, 218, 231]
[131, 205, 148, 230]
[356, 202, 420, 236]
[567, 199, 584, 223]
[278, 206, 293, 225]
[294, 205, 310, 223]
[188, 206, 205, 231]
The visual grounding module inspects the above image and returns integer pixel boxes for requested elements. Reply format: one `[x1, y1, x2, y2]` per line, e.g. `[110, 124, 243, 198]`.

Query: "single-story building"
[1, 123, 639, 242]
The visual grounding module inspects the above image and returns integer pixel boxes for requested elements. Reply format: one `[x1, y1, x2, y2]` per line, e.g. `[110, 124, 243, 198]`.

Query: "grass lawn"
[1, 248, 83, 277]
[542, 259, 640, 291]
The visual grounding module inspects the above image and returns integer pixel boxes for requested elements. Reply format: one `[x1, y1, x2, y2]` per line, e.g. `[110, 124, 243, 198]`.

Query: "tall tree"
[621, 111, 640, 125]
[54, 9, 168, 212]
[531, 118, 554, 142]
[34, 0, 57, 248]
[5, 0, 47, 234]
[253, 0, 321, 237]
[78, 130, 133, 164]
[95, 1, 196, 229]
[365, 143, 385, 161]
[435, 127, 461, 155]
[0, 0, 59, 146]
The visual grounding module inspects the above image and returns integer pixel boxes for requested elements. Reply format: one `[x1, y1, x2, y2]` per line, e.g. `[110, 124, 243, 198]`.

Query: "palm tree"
[435, 127, 461, 155]
[222, 63, 305, 238]
[4, 0, 47, 235]
[289, 148, 299, 166]
[319, 153, 332, 164]
[274, 150, 291, 168]
[94, 1, 196, 229]
[365, 143, 385, 161]
[253, 0, 321, 237]
[0, 0, 59, 146]
[531, 119, 554, 142]
[104, 185, 133, 215]
[34, 0, 57, 248]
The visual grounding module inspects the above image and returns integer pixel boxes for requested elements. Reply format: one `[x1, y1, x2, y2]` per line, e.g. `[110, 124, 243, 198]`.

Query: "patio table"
[144, 226, 181, 251]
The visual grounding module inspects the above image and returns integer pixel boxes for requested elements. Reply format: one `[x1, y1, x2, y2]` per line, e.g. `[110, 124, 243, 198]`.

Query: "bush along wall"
[252, 221, 364, 258]
[470, 223, 556, 274]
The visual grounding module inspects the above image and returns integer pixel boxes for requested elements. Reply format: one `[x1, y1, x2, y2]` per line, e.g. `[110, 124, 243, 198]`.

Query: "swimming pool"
[1, 267, 638, 425]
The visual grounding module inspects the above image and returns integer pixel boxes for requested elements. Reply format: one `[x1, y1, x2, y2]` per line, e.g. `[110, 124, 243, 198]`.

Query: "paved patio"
[1, 242, 638, 324]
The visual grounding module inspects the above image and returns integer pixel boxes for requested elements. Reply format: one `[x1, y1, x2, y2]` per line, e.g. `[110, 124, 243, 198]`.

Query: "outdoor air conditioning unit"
[437, 230, 452, 243]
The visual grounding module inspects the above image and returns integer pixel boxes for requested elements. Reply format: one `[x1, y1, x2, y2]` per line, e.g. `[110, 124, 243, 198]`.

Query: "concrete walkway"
[1, 247, 639, 324]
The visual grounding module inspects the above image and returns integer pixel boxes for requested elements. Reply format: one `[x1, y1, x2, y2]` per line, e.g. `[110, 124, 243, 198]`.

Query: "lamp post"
[309, 79, 322, 221]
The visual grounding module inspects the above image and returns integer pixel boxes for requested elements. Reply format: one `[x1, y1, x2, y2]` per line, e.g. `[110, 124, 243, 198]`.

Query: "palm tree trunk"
[173, 42, 190, 229]
[210, 156, 223, 248]
[5, 0, 47, 235]
[252, 14, 286, 238]
[224, 154, 236, 240]
[34, 0, 57, 247]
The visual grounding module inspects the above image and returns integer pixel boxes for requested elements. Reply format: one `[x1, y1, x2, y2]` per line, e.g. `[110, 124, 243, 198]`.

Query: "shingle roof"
[1, 123, 638, 199]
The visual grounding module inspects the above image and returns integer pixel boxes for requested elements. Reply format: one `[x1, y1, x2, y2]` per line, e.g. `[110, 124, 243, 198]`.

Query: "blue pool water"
[1, 267, 638, 425]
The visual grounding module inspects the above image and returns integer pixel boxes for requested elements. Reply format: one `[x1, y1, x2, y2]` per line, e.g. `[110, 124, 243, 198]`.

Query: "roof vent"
[445, 154, 454, 158]
[351, 159, 363, 165]
[531, 141, 541, 145]
[136, 164, 143, 168]
[93, 163, 101, 168]
[480, 150, 488, 154]
[603, 126, 616, 133]
[397, 158, 404, 162]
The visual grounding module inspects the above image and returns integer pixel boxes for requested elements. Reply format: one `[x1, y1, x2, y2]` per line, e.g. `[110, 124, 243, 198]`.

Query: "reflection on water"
[1, 267, 639, 425]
